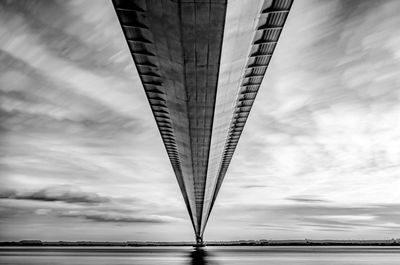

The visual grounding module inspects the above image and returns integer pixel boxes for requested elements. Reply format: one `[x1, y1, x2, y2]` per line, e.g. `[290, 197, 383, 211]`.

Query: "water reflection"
[1, 246, 400, 265]
[189, 248, 218, 265]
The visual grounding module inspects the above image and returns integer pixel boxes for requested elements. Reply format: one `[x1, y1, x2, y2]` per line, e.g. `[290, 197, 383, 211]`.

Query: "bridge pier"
[195, 235, 204, 247]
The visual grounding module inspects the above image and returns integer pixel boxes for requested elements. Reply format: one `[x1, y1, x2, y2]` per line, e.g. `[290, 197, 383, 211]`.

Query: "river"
[0, 246, 399, 265]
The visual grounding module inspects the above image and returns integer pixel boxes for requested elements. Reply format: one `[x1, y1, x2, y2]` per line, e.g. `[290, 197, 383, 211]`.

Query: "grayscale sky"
[1, 0, 400, 242]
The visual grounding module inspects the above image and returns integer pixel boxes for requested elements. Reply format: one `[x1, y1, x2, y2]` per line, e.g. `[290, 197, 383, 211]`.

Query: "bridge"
[112, 0, 293, 245]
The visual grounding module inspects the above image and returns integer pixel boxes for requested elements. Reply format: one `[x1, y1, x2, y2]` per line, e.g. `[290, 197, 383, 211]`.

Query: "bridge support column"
[196, 235, 204, 247]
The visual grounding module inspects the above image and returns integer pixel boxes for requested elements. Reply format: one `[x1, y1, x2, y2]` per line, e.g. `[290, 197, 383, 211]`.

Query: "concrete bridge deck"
[112, 0, 293, 243]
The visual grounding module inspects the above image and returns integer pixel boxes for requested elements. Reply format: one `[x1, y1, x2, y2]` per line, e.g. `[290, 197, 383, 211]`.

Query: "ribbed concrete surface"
[201, 0, 293, 237]
[112, 0, 293, 241]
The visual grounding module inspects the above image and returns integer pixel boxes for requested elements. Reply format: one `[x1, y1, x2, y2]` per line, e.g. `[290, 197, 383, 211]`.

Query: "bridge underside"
[113, 0, 293, 241]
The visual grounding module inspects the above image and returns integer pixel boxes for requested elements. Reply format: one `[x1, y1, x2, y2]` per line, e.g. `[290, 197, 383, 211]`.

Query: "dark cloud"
[286, 196, 329, 203]
[0, 190, 180, 226]
[242, 184, 267, 189]
[60, 210, 169, 224]
[0, 186, 109, 204]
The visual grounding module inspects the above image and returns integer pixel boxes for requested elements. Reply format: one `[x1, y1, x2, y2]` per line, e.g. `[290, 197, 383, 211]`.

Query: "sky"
[0, 0, 400, 242]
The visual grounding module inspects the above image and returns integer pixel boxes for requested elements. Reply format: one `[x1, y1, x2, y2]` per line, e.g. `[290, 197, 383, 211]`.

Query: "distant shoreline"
[1, 239, 399, 247]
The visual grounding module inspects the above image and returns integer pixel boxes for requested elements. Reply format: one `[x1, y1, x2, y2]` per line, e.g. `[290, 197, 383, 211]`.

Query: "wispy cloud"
[0, 186, 109, 204]
[207, 202, 400, 239]
[60, 210, 181, 224]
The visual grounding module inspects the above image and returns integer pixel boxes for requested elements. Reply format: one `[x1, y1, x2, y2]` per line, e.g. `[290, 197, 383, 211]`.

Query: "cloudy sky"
[1, 0, 400, 242]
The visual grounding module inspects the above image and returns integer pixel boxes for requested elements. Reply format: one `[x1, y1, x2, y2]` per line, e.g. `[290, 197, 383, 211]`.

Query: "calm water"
[0, 246, 399, 265]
